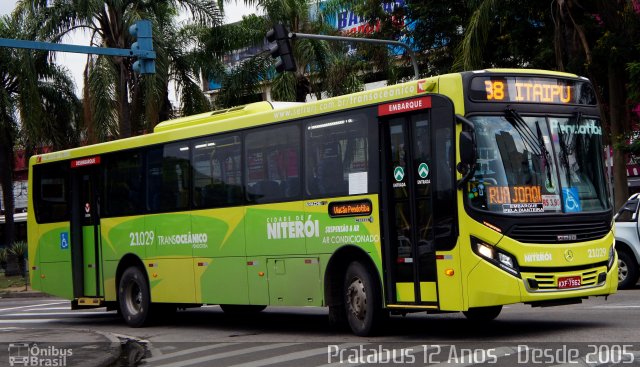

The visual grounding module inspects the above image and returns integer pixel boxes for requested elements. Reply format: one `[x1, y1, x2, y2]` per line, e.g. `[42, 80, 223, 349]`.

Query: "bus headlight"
[471, 237, 520, 277]
[607, 244, 615, 271]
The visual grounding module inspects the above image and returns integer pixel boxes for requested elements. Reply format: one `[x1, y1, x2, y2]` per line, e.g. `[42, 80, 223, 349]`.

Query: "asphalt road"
[1, 288, 639, 366]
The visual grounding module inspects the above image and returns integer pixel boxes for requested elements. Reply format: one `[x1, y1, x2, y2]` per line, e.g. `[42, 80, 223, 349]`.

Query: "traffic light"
[129, 20, 156, 74]
[266, 24, 296, 73]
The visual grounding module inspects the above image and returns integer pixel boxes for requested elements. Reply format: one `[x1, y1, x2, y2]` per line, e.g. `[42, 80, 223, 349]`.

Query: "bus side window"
[34, 162, 70, 223]
[192, 134, 243, 208]
[305, 112, 371, 197]
[103, 151, 143, 217]
[147, 143, 191, 212]
[245, 125, 301, 204]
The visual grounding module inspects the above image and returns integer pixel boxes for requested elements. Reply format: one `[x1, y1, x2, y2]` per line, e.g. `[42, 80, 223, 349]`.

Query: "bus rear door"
[70, 157, 102, 299]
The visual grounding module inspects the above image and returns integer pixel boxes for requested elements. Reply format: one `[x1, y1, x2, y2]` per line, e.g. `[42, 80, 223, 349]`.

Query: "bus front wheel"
[118, 266, 152, 327]
[463, 306, 502, 322]
[343, 261, 384, 336]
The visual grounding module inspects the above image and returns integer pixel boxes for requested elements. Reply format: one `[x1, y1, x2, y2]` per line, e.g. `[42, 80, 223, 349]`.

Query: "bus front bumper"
[466, 257, 618, 309]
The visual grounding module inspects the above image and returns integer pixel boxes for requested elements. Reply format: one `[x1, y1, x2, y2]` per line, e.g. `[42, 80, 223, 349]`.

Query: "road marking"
[3, 311, 113, 317]
[0, 301, 68, 313]
[0, 319, 58, 324]
[152, 343, 299, 367]
[591, 305, 640, 309]
[228, 343, 364, 367]
[23, 307, 71, 311]
[146, 343, 238, 363]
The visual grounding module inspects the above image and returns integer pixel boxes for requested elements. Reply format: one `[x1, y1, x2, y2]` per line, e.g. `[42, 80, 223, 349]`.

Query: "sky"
[0, 1, 257, 102]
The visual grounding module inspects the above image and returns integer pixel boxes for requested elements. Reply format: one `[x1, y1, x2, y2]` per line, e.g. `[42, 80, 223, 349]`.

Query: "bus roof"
[30, 69, 585, 166]
[154, 101, 303, 133]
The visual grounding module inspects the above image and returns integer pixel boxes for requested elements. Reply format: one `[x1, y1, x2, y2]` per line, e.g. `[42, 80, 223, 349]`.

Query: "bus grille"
[524, 267, 607, 292]
[507, 222, 610, 244]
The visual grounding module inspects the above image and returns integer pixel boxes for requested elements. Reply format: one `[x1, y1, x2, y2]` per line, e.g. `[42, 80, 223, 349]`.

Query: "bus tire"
[463, 306, 502, 322]
[343, 261, 383, 336]
[220, 305, 267, 315]
[118, 266, 152, 327]
[617, 250, 639, 289]
[328, 304, 348, 330]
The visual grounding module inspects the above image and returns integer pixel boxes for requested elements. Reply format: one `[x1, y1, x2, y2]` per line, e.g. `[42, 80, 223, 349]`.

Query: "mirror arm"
[456, 164, 477, 189]
[455, 114, 477, 189]
[456, 114, 475, 132]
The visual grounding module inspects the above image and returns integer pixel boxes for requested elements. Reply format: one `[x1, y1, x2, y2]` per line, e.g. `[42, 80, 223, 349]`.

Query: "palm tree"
[17, 0, 223, 141]
[212, 0, 415, 107]
[0, 12, 80, 247]
[211, 0, 333, 104]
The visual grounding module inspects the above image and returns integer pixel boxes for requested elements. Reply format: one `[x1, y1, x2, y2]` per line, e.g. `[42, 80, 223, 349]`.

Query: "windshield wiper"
[505, 108, 553, 184]
[504, 108, 543, 157]
[557, 111, 582, 184]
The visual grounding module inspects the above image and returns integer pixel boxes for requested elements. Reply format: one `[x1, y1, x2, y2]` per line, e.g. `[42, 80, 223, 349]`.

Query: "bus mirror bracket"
[456, 115, 477, 189]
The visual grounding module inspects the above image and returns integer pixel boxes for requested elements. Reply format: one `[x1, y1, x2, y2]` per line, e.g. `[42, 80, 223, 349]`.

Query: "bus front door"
[380, 96, 456, 308]
[70, 163, 102, 299]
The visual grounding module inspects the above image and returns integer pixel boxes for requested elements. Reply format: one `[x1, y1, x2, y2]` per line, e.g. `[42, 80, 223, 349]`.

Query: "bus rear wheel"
[343, 261, 384, 336]
[119, 266, 152, 327]
[463, 306, 502, 322]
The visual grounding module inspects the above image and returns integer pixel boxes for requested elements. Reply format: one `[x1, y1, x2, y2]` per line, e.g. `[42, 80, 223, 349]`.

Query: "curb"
[1, 328, 122, 367]
[92, 330, 124, 367]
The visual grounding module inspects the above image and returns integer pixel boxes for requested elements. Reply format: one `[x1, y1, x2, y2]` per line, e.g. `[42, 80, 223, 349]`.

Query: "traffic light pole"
[290, 32, 420, 80]
[0, 38, 155, 59]
[0, 20, 156, 74]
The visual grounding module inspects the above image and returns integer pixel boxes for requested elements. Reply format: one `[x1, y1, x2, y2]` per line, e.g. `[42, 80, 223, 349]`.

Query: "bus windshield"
[467, 113, 610, 214]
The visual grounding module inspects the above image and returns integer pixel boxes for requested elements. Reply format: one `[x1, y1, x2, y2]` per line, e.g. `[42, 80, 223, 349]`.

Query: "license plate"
[557, 276, 581, 289]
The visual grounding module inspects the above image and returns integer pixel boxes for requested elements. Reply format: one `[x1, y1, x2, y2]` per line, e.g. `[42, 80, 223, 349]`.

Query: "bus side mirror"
[456, 115, 476, 189]
[459, 131, 476, 167]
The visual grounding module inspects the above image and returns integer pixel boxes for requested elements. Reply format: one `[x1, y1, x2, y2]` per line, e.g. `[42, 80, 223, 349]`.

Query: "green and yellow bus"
[28, 69, 617, 336]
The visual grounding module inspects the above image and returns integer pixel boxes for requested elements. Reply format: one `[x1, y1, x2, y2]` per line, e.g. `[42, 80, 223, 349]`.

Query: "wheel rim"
[618, 258, 628, 282]
[346, 277, 367, 321]
[125, 281, 143, 315]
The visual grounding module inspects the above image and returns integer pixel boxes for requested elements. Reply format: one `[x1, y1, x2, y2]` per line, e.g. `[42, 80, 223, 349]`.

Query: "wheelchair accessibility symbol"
[60, 232, 69, 250]
[562, 188, 582, 213]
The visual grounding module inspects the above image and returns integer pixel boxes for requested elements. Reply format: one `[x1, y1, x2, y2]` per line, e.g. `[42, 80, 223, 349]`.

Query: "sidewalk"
[0, 328, 121, 367]
[0, 283, 49, 298]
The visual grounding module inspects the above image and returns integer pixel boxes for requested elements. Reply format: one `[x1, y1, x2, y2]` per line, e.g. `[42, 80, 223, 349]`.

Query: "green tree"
[17, 0, 223, 141]
[455, 0, 640, 209]
[0, 12, 81, 247]
[213, 0, 377, 106]
[0, 14, 81, 246]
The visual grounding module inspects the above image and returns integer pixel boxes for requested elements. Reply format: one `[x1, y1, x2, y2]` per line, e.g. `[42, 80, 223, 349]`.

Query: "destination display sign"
[469, 76, 596, 105]
[329, 199, 373, 217]
[71, 156, 101, 168]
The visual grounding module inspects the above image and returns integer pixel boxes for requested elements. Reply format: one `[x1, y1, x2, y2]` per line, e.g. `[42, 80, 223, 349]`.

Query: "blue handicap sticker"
[60, 232, 69, 250]
[562, 188, 582, 213]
